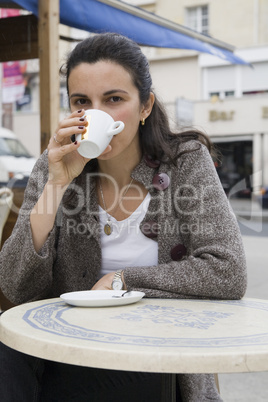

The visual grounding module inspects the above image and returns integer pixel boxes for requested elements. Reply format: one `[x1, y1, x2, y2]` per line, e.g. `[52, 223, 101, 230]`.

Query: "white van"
[0, 127, 36, 185]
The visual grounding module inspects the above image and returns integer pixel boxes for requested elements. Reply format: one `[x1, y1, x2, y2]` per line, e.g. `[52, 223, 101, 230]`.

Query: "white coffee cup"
[76, 109, 124, 159]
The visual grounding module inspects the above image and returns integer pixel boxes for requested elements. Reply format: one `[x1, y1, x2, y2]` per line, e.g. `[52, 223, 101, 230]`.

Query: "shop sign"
[209, 110, 235, 122]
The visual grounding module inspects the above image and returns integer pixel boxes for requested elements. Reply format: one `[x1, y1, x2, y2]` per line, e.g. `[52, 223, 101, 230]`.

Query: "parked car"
[0, 127, 37, 247]
[258, 187, 268, 209]
[0, 127, 36, 187]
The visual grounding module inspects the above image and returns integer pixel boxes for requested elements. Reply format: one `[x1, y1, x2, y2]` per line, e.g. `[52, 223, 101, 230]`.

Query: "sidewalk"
[229, 197, 268, 222]
[218, 235, 268, 401]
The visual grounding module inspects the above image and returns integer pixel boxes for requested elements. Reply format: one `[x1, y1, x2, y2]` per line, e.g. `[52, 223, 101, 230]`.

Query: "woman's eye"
[109, 96, 121, 103]
[76, 98, 87, 105]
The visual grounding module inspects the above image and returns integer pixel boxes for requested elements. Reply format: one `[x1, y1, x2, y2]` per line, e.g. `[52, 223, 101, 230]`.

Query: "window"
[209, 91, 235, 100]
[209, 92, 220, 98]
[225, 91, 235, 97]
[186, 5, 209, 35]
[214, 141, 253, 197]
[205, 65, 236, 99]
[243, 90, 268, 96]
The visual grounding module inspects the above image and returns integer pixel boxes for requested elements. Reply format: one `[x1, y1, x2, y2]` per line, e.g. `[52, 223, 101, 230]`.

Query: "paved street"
[218, 232, 268, 401]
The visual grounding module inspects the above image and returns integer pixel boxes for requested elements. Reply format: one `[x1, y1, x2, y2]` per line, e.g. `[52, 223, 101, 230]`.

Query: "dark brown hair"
[60, 33, 214, 165]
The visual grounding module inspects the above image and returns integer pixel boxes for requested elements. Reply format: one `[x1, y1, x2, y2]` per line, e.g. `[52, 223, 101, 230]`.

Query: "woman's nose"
[87, 106, 104, 112]
[89, 100, 103, 111]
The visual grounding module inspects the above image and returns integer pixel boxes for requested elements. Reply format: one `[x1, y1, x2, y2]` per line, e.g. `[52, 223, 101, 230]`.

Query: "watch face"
[112, 280, 123, 290]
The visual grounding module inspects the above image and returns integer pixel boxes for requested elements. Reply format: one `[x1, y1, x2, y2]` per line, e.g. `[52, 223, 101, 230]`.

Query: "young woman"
[0, 33, 247, 401]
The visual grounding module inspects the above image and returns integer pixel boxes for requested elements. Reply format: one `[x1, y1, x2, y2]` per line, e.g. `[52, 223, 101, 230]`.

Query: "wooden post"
[38, 0, 60, 153]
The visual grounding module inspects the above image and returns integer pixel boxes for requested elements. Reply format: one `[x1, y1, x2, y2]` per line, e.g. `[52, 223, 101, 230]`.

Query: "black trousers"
[0, 342, 181, 402]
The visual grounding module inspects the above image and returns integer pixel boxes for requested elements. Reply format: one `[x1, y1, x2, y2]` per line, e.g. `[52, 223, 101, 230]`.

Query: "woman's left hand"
[91, 272, 115, 290]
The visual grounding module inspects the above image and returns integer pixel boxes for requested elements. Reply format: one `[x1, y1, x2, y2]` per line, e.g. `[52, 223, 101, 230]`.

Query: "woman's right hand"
[30, 109, 111, 251]
[47, 109, 89, 187]
[47, 109, 111, 187]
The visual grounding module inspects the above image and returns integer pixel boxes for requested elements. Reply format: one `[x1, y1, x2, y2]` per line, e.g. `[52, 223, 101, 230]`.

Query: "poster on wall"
[2, 62, 26, 104]
[1, 9, 27, 104]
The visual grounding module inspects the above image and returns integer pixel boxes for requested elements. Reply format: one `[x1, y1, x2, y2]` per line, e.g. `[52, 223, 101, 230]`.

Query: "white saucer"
[60, 290, 145, 307]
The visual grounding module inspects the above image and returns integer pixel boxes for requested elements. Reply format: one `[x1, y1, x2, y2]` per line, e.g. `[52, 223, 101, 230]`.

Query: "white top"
[99, 192, 158, 275]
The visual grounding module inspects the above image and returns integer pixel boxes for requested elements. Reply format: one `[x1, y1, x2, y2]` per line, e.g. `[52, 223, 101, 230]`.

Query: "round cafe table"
[1, 297, 268, 374]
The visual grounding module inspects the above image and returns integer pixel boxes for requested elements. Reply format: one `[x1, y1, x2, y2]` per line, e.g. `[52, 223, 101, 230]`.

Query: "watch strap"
[112, 270, 123, 290]
[114, 270, 122, 281]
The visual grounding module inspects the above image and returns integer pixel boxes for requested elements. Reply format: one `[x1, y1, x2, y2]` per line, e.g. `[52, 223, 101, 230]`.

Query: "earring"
[141, 118, 145, 126]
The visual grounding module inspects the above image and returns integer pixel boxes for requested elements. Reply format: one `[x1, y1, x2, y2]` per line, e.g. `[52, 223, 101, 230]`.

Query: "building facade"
[196, 47, 268, 196]
[131, 0, 268, 196]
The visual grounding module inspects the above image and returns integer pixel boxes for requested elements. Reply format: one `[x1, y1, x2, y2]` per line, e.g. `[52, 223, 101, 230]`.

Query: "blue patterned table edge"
[22, 298, 268, 348]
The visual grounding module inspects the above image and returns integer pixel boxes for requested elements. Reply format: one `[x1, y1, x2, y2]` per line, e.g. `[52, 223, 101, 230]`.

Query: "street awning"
[1, 0, 248, 65]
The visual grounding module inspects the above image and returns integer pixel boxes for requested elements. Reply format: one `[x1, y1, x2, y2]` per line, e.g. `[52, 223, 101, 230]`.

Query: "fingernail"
[79, 118, 85, 121]
[78, 126, 84, 129]
[77, 109, 82, 113]
[74, 141, 78, 145]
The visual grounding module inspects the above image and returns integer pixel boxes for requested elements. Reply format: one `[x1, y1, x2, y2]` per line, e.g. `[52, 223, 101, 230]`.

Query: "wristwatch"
[112, 270, 123, 290]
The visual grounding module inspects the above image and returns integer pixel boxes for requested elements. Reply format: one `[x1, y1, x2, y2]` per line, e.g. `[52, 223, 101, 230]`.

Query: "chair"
[0, 187, 13, 245]
[0, 187, 14, 312]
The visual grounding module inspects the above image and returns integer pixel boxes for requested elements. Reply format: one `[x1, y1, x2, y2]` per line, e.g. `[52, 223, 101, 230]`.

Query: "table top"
[1, 297, 268, 374]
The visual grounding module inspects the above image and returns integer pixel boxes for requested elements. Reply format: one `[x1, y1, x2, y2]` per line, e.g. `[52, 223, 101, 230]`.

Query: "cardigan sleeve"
[0, 152, 59, 304]
[123, 143, 247, 300]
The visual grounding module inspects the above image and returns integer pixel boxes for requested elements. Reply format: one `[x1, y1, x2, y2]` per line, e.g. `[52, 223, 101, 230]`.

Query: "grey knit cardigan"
[0, 140, 247, 401]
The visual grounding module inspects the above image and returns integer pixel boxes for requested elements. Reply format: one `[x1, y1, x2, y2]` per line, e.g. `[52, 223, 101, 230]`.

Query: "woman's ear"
[140, 92, 155, 121]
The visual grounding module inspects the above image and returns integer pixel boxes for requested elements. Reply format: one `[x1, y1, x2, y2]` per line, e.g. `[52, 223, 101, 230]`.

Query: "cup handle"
[108, 121, 125, 136]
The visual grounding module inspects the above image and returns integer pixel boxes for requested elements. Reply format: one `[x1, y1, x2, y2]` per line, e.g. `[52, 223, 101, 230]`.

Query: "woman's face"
[68, 61, 153, 161]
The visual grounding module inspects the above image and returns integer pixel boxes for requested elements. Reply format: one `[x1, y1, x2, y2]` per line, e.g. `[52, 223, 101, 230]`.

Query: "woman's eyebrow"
[103, 89, 128, 96]
[69, 93, 87, 99]
[69, 90, 128, 99]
